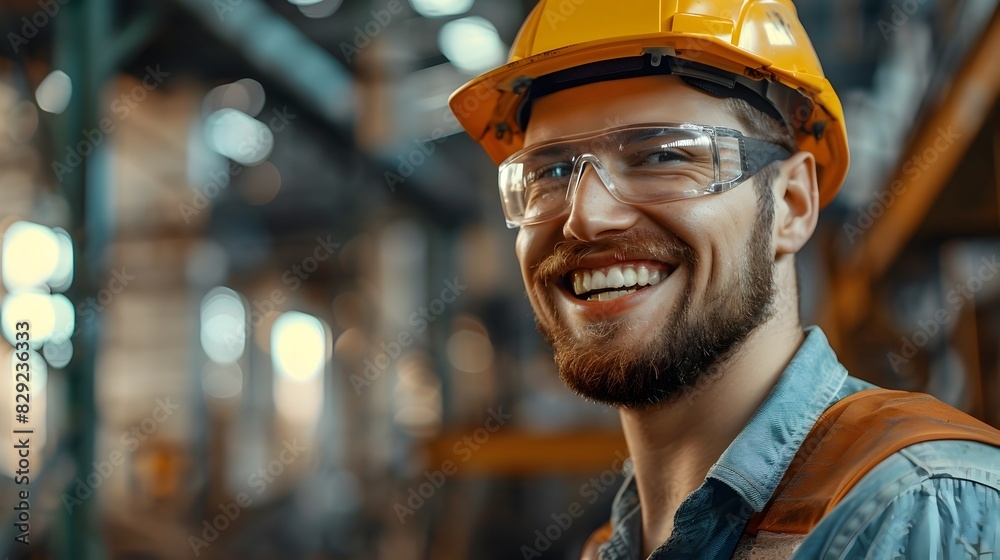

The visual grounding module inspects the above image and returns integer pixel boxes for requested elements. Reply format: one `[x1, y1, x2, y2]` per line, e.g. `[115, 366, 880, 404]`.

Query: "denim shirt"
[597, 326, 1000, 559]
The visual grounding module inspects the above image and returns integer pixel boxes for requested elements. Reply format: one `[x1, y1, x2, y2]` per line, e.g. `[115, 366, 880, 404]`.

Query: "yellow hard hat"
[448, 0, 848, 207]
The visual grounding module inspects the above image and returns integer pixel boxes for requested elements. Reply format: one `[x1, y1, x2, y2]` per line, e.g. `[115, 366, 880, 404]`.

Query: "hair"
[724, 97, 798, 207]
[725, 97, 803, 312]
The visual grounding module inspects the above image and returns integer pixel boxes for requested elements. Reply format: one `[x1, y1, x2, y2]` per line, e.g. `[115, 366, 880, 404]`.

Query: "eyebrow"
[523, 126, 710, 160]
[521, 142, 575, 161]
[615, 128, 665, 146]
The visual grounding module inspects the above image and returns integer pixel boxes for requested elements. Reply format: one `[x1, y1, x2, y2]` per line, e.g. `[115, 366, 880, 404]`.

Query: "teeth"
[591, 270, 607, 291]
[606, 267, 625, 288]
[587, 288, 639, 302]
[623, 268, 637, 287]
[637, 266, 649, 286]
[571, 264, 670, 299]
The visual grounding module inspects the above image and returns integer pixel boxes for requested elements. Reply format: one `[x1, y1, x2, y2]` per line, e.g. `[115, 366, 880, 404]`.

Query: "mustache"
[532, 227, 696, 284]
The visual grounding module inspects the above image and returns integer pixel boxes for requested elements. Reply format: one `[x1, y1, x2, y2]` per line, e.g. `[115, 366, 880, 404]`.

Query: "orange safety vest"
[580, 388, 1000, 559]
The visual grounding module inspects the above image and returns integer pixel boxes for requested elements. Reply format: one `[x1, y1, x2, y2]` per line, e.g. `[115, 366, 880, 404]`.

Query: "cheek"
[648, 195, 758, 286]
[515, 224, 561, 280]
[516, 227, 545, 289]
[515, 228, 559, 322]
[708, 210, 762, 295]
[709, 206, 756, 256]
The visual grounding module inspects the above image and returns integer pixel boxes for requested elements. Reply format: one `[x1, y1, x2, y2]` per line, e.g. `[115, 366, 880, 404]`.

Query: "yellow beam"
[422, 430, 628, 476]
[822, 7, 1000, 334]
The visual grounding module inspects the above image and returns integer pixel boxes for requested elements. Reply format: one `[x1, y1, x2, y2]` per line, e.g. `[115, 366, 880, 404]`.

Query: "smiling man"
[449, 1, 1000, 558]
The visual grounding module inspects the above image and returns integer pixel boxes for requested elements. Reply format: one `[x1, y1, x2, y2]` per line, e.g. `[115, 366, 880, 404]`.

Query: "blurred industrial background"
[0, 0, 998, 558]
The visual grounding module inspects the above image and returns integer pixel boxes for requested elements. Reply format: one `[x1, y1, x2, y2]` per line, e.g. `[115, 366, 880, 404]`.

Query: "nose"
[561, 159, 640, 240]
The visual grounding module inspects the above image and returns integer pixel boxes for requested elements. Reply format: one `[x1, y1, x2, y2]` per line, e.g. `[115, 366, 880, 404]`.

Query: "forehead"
[523, 75, 744, 147]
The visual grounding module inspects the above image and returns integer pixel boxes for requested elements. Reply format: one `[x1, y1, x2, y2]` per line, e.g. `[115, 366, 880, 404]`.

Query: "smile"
[564, 262, 673, 301]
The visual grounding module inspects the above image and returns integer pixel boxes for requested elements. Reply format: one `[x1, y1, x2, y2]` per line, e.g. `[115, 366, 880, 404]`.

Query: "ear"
[773, 150, 819, 257]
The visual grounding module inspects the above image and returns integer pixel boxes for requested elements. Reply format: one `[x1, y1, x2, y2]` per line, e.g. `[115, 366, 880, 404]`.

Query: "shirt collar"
[705, 325, 850, 511]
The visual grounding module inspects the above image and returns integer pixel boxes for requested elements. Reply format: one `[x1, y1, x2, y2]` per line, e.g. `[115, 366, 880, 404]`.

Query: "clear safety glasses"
[497, 123, 793, 228]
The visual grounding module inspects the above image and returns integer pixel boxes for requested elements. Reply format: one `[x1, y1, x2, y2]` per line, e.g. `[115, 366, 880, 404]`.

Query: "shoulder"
[796, 439, 1000, 559]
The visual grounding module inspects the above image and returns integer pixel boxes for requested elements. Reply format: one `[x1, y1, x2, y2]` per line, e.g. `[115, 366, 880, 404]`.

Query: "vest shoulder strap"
[580, 522, 612, 560]
[580, 388, 1000, 558]
[746, 387, 1000, 535]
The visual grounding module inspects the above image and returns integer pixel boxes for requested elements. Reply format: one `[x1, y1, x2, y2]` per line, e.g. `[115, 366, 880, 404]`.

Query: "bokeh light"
[294, 0, 344, 17]
[438, 16, 506, 74]
[200, 287, 247, 364]
[447, 327, 493, 373]
[204, 108, 274, 166]
[2, 221, 61, 291]
[34, 69, 72, 114]
[202, 361, 244, 400]
[272, 311, 326, 381]
[42, 337, 73, 369]
[1, 290, 58, 347]
[409, 0, 474, 17]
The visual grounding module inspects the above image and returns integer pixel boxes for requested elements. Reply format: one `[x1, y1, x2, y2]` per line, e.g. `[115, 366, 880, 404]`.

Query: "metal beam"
[423, 430, 628, 476]
[821, 6, 1000, 336]
[47, 0, 169, 558]
[172, 0, 355, 129]
[52, 0, 105, 552]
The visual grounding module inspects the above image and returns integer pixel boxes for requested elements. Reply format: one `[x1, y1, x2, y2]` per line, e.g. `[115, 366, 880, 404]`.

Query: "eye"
[638, 149, 688, 166]
[530, 162, 573, 182]
[524, 163, 571, 207]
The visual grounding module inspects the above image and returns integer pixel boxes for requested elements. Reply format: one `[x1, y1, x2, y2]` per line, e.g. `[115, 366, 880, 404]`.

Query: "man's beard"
[531, 196, 777, 410]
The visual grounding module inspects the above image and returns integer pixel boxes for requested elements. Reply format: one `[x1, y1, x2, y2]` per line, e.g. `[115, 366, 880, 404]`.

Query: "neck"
[620, 314, 805, 557]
